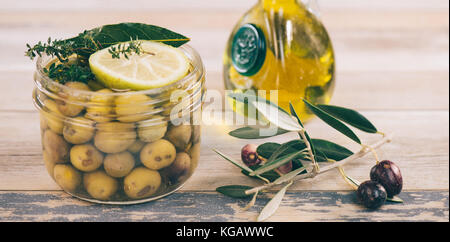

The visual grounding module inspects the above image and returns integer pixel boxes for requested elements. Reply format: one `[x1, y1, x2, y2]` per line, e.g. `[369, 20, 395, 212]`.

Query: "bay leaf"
[67, 22, 190, 57]
[303, 99, 361, 144]
[257, 181, 293, 222]
[317, 104, 378, 133]
[216, 185, 254, 199]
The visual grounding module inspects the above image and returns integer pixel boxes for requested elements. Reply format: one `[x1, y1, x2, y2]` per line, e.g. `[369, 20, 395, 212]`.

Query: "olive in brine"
[83, 170, 118, 200]
[115, 94, 153, 123]
[43, 129, 70, 164]
[57, 82, 91, 117]
[165, 124, 191, 150]
[124, 167, 161, 199]
[103, 151, 135, 178]
[70, 144, 104, 172]
[140, 139, 176, 170]
[94, 122, 136, 153]
[53, 164, 82, 192]
[166, 152, 191, 181]
[63, 117, 95, 144]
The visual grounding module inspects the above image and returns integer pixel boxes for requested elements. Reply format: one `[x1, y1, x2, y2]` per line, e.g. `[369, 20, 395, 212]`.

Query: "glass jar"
[32, 45, 205, 204]
[223, 0, 335, 122]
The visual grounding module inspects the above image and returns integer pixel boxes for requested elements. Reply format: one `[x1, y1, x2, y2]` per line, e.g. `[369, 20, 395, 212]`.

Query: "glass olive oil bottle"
[223, 0, 335, 122]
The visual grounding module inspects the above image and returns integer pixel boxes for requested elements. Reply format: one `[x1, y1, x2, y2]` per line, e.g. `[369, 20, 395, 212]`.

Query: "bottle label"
[231, 24, 266, 77]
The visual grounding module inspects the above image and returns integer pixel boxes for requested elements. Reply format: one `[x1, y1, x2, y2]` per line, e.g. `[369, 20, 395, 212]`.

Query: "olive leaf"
[303, 99, 361, 144]
[228, 92, 290, 116]
[229, 127, 289, 140]
[256, 142, 282, 159]
[251, 100, 302, 132]
[266, 140, 306, 164]
[216, 185, 254, 199]
[317, 104, 378, 133]
[257, 181, 293, 222]
[213, 149, 270, 183]
[312, 139, 354, 161]
[386, 196, 404, 203]
[241, 168, 280, 182]
[251, 149, 306, 176]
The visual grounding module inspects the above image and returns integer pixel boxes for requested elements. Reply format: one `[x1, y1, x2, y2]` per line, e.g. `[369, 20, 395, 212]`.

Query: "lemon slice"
[89, 41, 190, 90]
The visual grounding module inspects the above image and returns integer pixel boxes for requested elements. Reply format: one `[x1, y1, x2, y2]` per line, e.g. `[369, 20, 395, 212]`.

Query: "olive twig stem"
[245, 133, 393, 195]
[298, 130, 319, 174]
[361, 144, 380, 164]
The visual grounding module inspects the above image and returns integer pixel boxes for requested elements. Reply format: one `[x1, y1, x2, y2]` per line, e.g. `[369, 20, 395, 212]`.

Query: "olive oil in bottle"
[223, 0, 335, 122]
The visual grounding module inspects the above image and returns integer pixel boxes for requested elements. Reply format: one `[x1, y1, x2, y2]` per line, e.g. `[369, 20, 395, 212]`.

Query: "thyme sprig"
[108, 41, 143, 59]
[44, 62, 95, 84]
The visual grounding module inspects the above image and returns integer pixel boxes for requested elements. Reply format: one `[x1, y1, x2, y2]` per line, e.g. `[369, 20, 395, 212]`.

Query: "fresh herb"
[26, 22, 190, 84]
[215, 94, 397, 221]
[44, 62, 95, 84]
[108, 40, 143, 59]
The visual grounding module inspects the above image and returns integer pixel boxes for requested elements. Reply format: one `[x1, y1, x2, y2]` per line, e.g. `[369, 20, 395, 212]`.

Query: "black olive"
[241, 144, 262, 167]
[370, 160, 403, 197]
[357, 180, 387, 209]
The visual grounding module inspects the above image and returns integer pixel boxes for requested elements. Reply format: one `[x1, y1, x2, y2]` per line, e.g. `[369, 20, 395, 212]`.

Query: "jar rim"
[34, 44, 204, 97]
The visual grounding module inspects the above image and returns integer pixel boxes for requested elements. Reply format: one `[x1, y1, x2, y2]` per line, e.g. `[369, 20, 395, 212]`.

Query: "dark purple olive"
[357, 180, 387, 209]
[370, 160, 403, 197]
[241, 144, 262, 167]
[276, 161, 293, 174]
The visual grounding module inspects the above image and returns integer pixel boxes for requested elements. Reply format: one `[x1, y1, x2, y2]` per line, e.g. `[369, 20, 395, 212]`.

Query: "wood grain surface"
[0, 0, 448, 222]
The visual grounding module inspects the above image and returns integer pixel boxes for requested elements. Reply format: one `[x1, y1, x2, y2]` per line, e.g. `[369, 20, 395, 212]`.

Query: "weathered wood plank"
[0, 191, 447, 222]
[0, 111, 447, 191]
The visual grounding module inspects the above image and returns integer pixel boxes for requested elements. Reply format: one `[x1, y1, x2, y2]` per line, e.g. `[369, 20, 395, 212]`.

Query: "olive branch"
[214, 92, 395, 221]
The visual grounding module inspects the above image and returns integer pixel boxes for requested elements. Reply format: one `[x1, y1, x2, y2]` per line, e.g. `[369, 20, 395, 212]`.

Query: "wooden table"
[0, 0, 448, 222]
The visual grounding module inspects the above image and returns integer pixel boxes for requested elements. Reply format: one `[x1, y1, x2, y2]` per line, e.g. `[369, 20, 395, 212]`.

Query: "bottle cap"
[231, 24, 266, 77]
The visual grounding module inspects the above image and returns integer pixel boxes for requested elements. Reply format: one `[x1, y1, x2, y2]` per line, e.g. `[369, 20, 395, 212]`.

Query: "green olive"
[70, 144, 104, 172]
[63, 117, 95, 144]
[43, 99, 64, 134]
[83, 170, 118, 200]
[115, 94, 153, 123]
[127, 140, 145, 154]
[124, 167, 161, 199]
[140, 139, 176, 170]
[57, 82, 91, 117]
[166, 152, 191, 181]
[43, 129, 70, 164]
[137, 119, 168, 143]
[94, 122, 136, 153]
[53, 164, 82, 192]
[86, 89, 115, 123]
[104, 152, 135, 178]
[165, 125, 191, 150]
